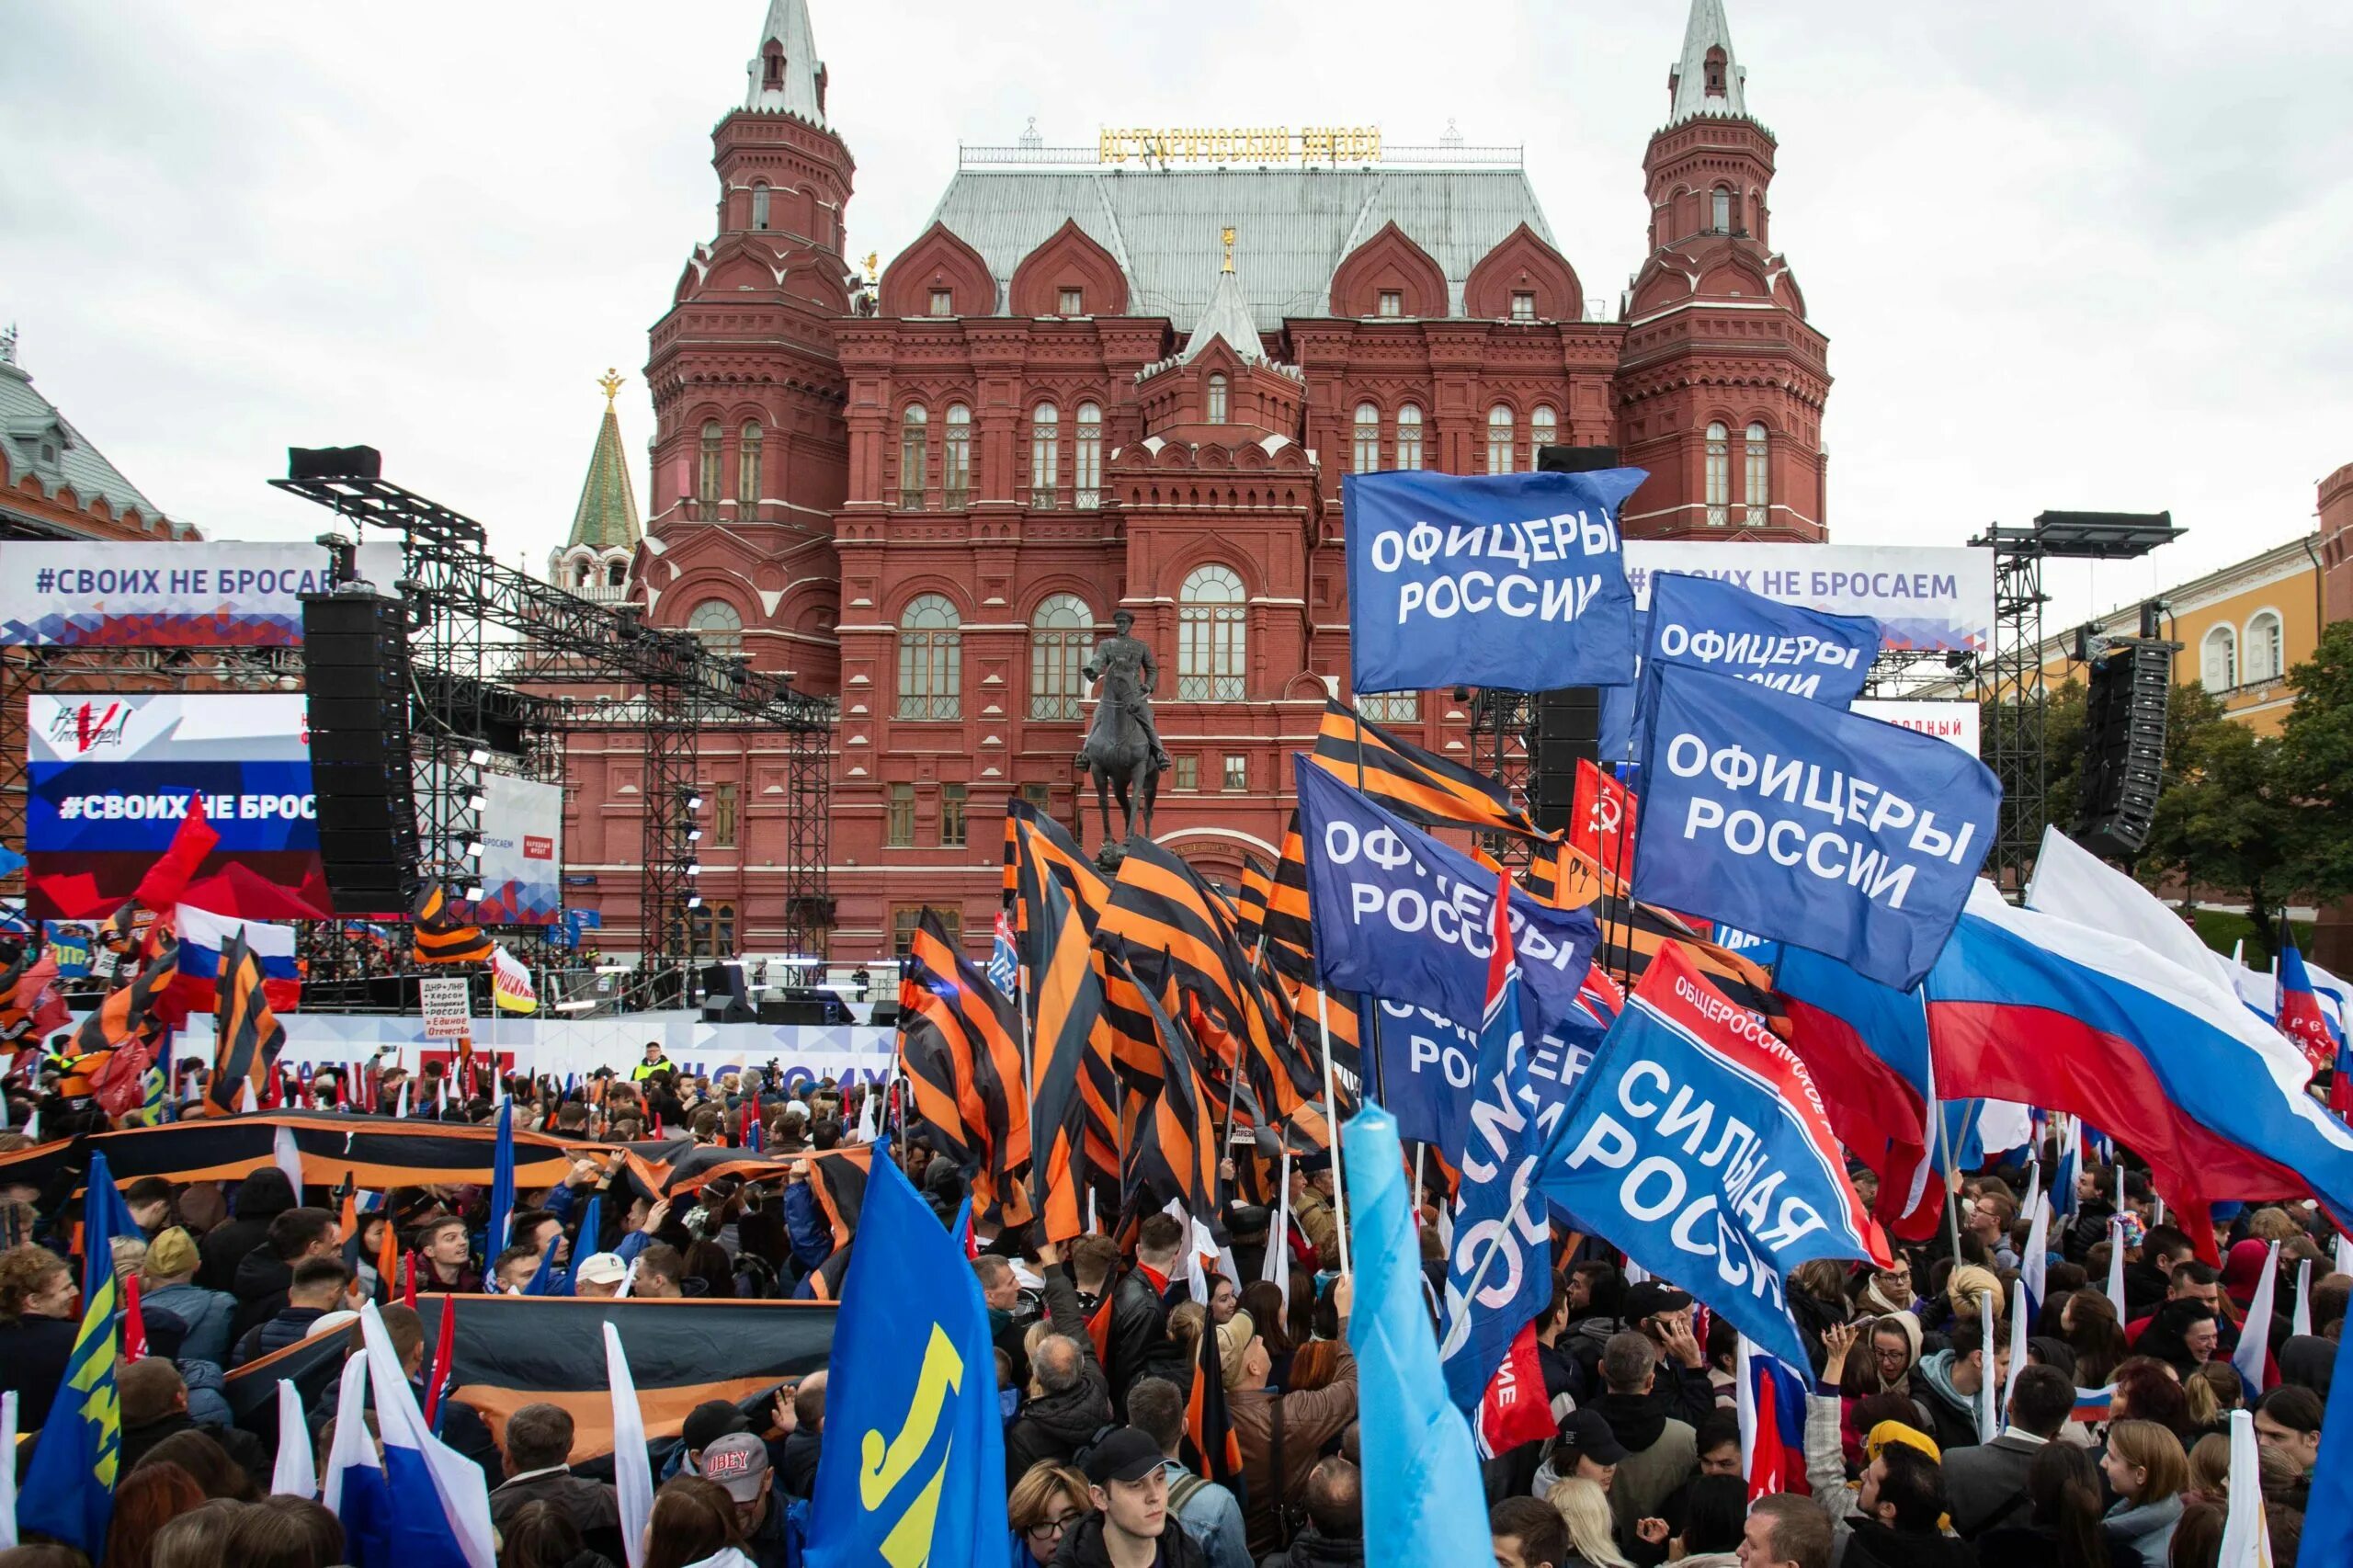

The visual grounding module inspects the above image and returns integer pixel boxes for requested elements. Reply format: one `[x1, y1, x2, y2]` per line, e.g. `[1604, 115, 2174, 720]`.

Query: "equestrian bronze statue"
[1075, 609, 1169, 860]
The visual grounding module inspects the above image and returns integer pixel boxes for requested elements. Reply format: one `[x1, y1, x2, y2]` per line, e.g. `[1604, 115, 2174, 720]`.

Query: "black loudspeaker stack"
[301, 594, 421, 911]
[2075, 641, 2173, 860]
[1529, 687, 1601, 835]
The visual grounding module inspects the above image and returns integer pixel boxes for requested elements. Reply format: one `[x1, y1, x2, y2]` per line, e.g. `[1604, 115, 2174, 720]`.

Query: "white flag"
[2216, 1408, 2274, 1568]
[2230, 1241, 2280, 1395]
[604, 1321, 654, 1568]
[271, 1378, 318, 1498]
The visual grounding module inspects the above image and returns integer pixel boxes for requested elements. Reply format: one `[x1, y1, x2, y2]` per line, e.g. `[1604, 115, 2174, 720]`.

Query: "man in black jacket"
[1836, 1443, 1973, 1568]
[1051, 1427, 1207, 1568]
[231, 1256, 352, 1367]
[1008, 1240, 1114, 1484]
[489, 1403, 625, 1564]
[228, 1205, 341, 1346]
[1259, 1456, 1362, 1568]
[1620, 1281, 1718, 1429]
[1072, 1233, 1175, 1417]
[196, 1167, 298, 1292]
[777, 1373, 825, 1499]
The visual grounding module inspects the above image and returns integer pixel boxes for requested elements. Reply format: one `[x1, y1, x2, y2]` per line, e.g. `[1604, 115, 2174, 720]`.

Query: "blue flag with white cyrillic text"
[805, 1143, 1006, 1568]
[1436, 870, 1552, 1424]
[1632, 662, 1999, 991]
[1344, 1103, 1493, 1568]
[1625, 572, 1881, 762]
[1295, 757, 1601, 1051]
[1345, 468, 1643, 695]
[1535, 942, 1892, 1374]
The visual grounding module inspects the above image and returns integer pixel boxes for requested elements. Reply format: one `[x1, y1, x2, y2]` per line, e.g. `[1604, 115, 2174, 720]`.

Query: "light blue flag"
[1342, 1104, 1491, 1568]
[2302, 1329, 2353, 1562]
[805, 1149, 1006, 1568]
[18, 1151, 128, 1552]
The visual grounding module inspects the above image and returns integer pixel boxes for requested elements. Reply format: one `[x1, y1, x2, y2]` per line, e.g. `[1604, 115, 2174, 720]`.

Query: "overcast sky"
[5, 2, 2347, 631]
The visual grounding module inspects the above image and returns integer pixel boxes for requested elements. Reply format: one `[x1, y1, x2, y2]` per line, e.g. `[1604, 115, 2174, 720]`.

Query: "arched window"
[1074, 402, 1103, 508]
[751, 183, 770, 231]
[690, 901, 737, 958]
[1178, 564, 1246, 701]
[896, 595, 961, 719]
[1530, 404, 1558, 454]
[1029, 594, 1094, 720]
[1743, 422, 1768, 524]
[899, 404, 927, 510]
[1705, 421, 1730, 526]
[688, 598, 743, 657]
[697, 421, 722, 512]
[1207, 373, 1229, 425]
[1703, 45, 1727, 97]
[1711, 188, 1733, 233]
[607, 559, 627, 587]
[737, 421, 762, 511]
[1486, 405, 1515, 474]
[2245, 610, 2285, 684]
[2200, 624, 2237, 693]
[1395, 404, 1424, 472]
[943, 403, 972, 507]
[762, 41, 784, 90]
[1352, 403, 1381, 474]
[1030, 403, 1059, 506]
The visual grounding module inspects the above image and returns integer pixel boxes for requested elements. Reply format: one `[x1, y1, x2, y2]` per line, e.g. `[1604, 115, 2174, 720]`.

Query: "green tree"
[2137, 686, 2293, 956]
[2275, 618, 2353, 905]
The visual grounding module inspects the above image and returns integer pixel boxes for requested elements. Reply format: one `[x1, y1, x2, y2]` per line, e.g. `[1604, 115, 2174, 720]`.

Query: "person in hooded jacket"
[197, 1167, 298, 1293]
[1255, 1454, 1361, 1568]
[1006, 1241, 1115, 1486]
[227, 1206, 341, 1346]
[1907, 1319, 2002, 1452]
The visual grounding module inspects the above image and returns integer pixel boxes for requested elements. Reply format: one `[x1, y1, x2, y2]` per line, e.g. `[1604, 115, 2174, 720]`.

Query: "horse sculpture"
[1078, 664, 1160, 859]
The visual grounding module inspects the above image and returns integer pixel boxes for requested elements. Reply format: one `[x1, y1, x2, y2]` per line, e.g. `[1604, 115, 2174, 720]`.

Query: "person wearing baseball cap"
[1620, 1279, 1717, 1429]
[573, 1252, 628, 1299]
[698, 1432, 794, 1568]
[1531, 1407, 1629, 1496]
[1053, 1427, 1206, 1568]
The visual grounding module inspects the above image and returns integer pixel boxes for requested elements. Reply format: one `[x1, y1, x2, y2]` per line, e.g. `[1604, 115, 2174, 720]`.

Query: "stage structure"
[270, 460, 835, 983]
[1971, 510, 2179, 892]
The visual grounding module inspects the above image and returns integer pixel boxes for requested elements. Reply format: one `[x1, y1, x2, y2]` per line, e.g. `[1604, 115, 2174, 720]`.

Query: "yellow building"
[2031, 536, 2325, 734]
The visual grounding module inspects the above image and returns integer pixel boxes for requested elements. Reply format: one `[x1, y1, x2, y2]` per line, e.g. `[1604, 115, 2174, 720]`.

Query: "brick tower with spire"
[1617, 0, 1828, 540]
[641, 0, 856, 687]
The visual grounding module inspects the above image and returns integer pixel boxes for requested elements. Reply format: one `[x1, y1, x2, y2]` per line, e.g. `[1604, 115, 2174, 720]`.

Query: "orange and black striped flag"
[71, 941, 177, 1058]
[899, 910, 1033, 1229]
[1099, 839, 1275, 1082]
[1005, 802, 1160, 1083]
[1530, 839, 1785, 1027]
[1234, 855, 1273, 951]
[411, 882, 493, 966]
[1182, 1283, 1244, 1486]
[1263, 812, 1317, 983]
[208, 929, 287, 1116]
[1120, 964, 1221, 1227]
[1029, 862, 1110, 1242]
[1312, 699, 1548, 842]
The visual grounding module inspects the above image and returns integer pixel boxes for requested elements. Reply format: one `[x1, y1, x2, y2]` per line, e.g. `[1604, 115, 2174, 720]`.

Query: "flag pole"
[1934, 1098, 1963, 1261]
[1315, 983, 1351, 1275]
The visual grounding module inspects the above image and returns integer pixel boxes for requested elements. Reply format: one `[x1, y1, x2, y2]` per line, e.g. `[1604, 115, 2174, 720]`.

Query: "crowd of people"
[0, 1042, 2345, 1568]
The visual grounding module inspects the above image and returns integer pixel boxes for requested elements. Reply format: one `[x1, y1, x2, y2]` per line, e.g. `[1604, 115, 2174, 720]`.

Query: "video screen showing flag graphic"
[26, 693, 332, 920]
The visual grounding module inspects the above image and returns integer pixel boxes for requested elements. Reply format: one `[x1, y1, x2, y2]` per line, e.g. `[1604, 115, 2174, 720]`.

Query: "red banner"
[1567, 758, 1637, 871]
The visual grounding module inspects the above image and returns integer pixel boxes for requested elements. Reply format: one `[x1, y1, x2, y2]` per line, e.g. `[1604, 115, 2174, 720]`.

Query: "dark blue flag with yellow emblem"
[19, 1150, 129, 1552]
[805, 1146, 1007, 1568]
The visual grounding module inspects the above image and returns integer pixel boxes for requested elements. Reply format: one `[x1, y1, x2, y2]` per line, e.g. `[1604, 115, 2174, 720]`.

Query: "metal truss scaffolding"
[270, 471, 835, 982]
[1465, 686, 1540, 868]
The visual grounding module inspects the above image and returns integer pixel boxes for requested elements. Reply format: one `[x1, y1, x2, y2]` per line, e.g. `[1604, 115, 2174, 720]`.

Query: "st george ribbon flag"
[1624, 572, 1881, 761]
[1344, 467, 1642, 695]
[806, 1146, 1006, 1568]
[1435, 868, 1554, 1437]
[1295, 757, 1601, 1059]
[1535, 941, 1892, 1373]
[1342, 1102, 1492, 1568]
[1634, 662, 1999, 991]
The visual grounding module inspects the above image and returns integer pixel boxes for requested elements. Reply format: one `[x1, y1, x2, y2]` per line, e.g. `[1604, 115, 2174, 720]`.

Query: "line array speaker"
[1529, 687, 1601, 835]
[301, 594, 420, 912]
[2074, 640, 2173, 860]
[1536, 444, 1622, 475]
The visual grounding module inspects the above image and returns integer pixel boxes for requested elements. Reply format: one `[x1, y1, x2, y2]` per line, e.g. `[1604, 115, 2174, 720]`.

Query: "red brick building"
[566, 0, 1832, 962]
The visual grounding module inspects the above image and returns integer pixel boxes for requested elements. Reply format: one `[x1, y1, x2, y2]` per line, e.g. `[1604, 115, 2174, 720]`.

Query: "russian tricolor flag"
[1927, 879, 2353, 1262]
[173, 904, 300, 1015]
[1736, 1337, 1811, 1502]
[2278, 942, 2338, 1078]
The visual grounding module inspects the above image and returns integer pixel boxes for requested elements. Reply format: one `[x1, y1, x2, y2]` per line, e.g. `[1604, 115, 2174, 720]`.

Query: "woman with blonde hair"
[1542, 1475, 1633, 1568]
[2099, 1418, 2188, 1565]
[1006, 1461, 1090, 1566]
[142, 1225, 235, 1367]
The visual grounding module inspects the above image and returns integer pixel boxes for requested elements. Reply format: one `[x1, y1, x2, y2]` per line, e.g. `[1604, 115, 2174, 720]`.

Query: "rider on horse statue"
[1080, 610, 1172, 773]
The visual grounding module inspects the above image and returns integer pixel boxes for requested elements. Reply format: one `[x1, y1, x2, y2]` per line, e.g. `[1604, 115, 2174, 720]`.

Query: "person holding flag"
[15, 1151, 135, 1554]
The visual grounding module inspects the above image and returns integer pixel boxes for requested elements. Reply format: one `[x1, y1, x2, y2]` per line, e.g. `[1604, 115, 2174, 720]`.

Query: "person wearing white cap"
[574, 1252, 628, 1299]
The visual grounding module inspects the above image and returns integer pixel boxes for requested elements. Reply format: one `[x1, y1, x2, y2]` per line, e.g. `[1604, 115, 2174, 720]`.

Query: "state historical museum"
[565, 0, 1831, 962]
